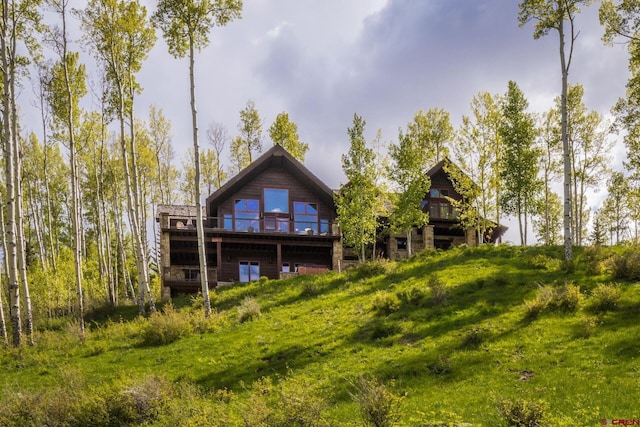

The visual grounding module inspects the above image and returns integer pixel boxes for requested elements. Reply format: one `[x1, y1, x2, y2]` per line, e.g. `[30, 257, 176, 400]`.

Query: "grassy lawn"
[1, 244, 639, 426]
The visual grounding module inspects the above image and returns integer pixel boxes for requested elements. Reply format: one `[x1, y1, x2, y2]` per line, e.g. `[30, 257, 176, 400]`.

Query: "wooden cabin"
[158, 149, 508, 298]
[157, 145, 342, 299]
[384, 159, 507, 260]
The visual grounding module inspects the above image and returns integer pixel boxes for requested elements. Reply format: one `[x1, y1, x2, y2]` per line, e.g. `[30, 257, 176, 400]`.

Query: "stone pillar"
[424, 225, 435, 249]
[160, 229, 172, 301]
[332, 239, 343, 273]
[465, 227, 478, 247]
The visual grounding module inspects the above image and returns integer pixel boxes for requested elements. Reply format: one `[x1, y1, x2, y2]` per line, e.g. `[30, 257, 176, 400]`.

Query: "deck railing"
[166, 215, 339, 236]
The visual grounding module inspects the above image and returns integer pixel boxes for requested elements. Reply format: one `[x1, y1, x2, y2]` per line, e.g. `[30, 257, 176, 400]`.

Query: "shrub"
[240, 374, 327, 427]
[352, 260, 392, 279]
[300, 281, 321, 297]
[349, 376, 402, 427]
[524, 283, 582, 318]
[278, 375, 326, 427]
[576, 315, 599, 338]
[588, 283, 622, 313]
[495, 397, 547, 427]
[523, 285, 554, 318]
[106, 375, 174, 425]
[528, 254, 560, 271]
[372, 291, 401, 315]
[429, 277, 450, 306]
[610, 248, 640, 280]
[396, 286, 426, 306]
[555, 282, 583, 312]
[237, 297, 262, 323]
[581, 246, 606, 275]
[427, 355, 452, 376]
[139, 302, 193, 346]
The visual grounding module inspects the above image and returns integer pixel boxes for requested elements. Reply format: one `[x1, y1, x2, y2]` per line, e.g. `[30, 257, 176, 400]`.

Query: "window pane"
[430, 203, 439, 218]
[264, 189, 289, 213]
[430, 189, 440, 198]
[250, 262, 260, 281]
[294, 202, 305, 213]
[320, 219, 329, 233]
[247, 199, 259, 211]
[224, 214, 232, 230]
[239, 262, 249, 282]
[235, 199, 260, 231]
[307, 203, 317, 214]
[277, 218, 290, 232]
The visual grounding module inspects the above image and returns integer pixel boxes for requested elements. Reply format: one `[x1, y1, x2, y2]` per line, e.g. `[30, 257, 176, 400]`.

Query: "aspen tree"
[519, 0, 593, 260]
[82, 0, 157, 314]
[153, 0, 242, 316]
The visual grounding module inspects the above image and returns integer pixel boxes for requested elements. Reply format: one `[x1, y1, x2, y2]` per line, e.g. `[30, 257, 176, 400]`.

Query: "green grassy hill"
[1, 245, 639, 426]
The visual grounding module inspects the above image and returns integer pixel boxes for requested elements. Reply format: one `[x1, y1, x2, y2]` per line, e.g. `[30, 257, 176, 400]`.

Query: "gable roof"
[205, 144, 336, 209]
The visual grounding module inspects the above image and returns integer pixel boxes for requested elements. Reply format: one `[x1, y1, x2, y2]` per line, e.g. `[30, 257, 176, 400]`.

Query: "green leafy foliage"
[499, 81, 542, 246]
[336, 114, 380, 261]
[371, 291, 401, 316]
[588, 283, 622, 313]
[349, 376, 402, 427]
[495, 396, 547, 427]
[139, 302, 194, 345]
[269, 111, 309, 163]
[610, 247, 640, 280]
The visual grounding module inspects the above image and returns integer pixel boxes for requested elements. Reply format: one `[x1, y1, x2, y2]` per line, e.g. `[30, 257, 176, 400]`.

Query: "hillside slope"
[1, 245, 639, 426]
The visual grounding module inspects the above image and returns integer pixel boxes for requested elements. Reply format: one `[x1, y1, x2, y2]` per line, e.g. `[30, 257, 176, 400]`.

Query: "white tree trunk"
[1, 0, 22, 346]
[190, 42, 211, 316]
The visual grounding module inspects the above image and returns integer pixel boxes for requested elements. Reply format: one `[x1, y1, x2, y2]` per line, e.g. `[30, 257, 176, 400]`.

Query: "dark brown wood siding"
[429, 169, 461, 201]
[214, 168, 335, 223]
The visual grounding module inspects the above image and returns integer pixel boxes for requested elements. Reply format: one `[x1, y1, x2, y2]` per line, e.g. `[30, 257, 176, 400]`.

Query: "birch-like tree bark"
[48, 0, 86, 334]
[1, 0, 22, 347]
[153, 0, 242, 316]
[519, 0, 591, 259]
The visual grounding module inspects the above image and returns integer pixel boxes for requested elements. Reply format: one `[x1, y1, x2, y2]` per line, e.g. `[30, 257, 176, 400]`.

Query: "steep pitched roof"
[205, 144, 336, 209]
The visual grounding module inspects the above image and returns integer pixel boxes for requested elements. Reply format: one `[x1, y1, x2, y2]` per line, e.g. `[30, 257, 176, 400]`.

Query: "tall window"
[430, 201, 455, 219]
[264, 189, 290, 232]
[239, 261, 260, 282]
[294, 202, 318, 234]
[235, 199, 259, 231]
[264, 189, 289, 213]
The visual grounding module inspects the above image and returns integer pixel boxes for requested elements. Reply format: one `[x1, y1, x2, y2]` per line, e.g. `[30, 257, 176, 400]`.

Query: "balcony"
[164, 215, 339, 237]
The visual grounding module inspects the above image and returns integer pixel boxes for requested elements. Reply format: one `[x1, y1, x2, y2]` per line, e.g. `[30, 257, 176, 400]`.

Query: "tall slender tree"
[82, 0, 157, 314]
[454, 93, 502, 243]
[519, 0, 592, 260]
[536, 109, 563, 245]
[335, 114, 379, 262]
[388, 113, 434, 256]
[153, 0, 242, 316]
[47, 1, 87, 333]
[1, 0, 42, 346]
[499, 81, 542, 246]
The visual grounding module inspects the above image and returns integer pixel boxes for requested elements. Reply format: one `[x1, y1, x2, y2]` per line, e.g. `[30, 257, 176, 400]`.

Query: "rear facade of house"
[157, 145, 342, 299]
[157, 149, 507, 299]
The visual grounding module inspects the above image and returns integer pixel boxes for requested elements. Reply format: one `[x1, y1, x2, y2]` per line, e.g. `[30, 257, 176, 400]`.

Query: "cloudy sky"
[29, 1, 632, 242]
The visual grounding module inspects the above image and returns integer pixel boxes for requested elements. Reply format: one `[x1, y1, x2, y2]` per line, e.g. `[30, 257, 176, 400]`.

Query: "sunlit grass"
[1, 244, 638, 425]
